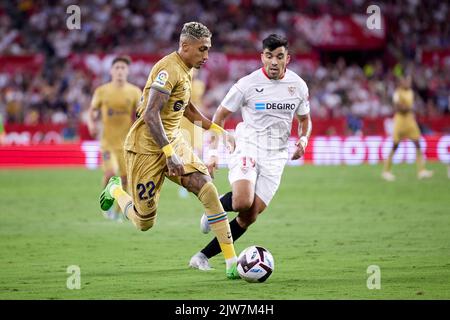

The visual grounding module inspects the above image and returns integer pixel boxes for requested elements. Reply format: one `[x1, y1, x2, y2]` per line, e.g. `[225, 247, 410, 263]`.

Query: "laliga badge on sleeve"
[154, 70, 169, 87]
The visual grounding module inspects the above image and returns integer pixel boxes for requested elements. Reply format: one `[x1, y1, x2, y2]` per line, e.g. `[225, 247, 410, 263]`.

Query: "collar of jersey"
[173, 51, 192, 74]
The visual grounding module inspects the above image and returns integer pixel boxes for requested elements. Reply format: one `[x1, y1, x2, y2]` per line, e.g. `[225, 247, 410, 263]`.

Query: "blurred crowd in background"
[0, 0, 449, 134]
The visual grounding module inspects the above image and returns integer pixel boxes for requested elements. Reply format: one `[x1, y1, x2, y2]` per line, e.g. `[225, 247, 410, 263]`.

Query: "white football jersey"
[221, 67, 310, 156]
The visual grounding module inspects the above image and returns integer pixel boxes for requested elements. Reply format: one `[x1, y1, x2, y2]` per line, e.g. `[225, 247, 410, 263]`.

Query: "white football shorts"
[228, 150, 287, 206]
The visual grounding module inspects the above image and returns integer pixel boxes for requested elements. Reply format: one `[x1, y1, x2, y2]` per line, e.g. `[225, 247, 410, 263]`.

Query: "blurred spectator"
[346, 114, 363, 136]
[61, 116, 79, 142]
[1, 0, 448, 56]
[0, 0, 448, 132]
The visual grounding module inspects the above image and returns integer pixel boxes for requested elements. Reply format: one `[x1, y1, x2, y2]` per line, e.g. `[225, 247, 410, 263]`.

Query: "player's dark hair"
[112, 55, 131, 66]
[262, 34, 288, 51]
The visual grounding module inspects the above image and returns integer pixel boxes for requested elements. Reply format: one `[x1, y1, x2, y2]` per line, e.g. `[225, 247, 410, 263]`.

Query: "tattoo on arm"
[143, 88, 171, 148]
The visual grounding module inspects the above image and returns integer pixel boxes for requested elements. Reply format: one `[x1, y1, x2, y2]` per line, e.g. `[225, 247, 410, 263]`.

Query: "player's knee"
[138, 221, 153, 232]
[135, 211, 156, 232]
[232, 196, 253, 212]
[136, 219, 155, 232]
[184, 173, 212, 195]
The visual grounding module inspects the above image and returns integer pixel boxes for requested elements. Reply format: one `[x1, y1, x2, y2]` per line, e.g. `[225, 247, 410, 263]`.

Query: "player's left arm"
[183, 101, 214, 130]
[184, 101, 230, 149]
[184, 101, 229, 135]
[292, 113, 312, 160]
[184, 102, 232, 178]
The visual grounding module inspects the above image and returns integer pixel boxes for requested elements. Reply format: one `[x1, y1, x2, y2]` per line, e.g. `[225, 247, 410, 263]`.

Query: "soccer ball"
[237, 245, 274, 283]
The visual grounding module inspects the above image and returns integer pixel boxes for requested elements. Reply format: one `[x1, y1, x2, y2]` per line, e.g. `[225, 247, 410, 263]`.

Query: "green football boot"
[100, 176, 122, 211]
[226, 263, 240, 280]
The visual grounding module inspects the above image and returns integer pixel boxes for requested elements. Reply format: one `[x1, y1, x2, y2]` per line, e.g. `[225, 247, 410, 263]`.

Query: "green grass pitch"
[0, 163, 449, 299]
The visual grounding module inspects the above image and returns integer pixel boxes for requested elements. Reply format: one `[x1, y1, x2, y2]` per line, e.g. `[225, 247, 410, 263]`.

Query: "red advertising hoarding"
[1, 136, 448, 168]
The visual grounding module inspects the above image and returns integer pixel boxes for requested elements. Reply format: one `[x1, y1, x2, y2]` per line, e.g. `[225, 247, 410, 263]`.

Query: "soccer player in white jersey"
[189, 34, 312, 270]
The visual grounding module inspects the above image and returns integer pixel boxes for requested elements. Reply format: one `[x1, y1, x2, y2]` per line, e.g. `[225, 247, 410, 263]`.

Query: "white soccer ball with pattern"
[237, 245, 274, 283]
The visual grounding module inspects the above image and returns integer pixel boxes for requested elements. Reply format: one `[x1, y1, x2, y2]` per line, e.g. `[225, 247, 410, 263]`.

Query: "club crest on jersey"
[154, 70, 169, 87]
[288, 86, 296, 96]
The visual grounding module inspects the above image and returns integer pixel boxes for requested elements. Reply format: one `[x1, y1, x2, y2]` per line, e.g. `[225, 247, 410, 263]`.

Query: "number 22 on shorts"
[137, 181, 156, 201]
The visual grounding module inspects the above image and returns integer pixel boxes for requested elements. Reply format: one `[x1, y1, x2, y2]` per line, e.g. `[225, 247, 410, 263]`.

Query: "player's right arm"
[143, 88, 185, 177]
[87, 87, 101, 138]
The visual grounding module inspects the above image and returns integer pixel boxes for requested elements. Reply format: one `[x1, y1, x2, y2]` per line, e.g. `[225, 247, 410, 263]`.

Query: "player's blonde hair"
[180, 22, 211, 41]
